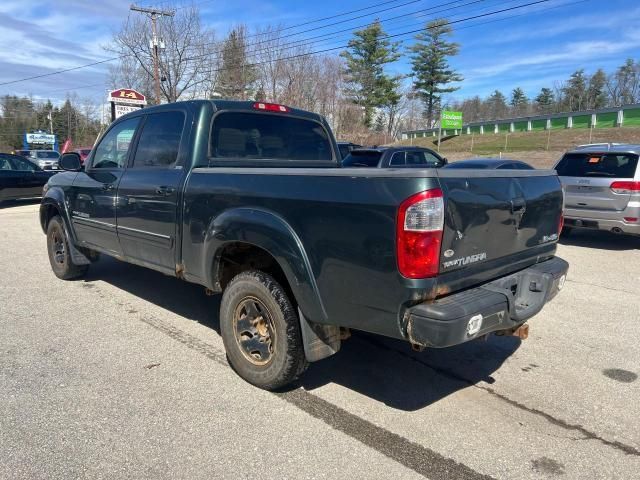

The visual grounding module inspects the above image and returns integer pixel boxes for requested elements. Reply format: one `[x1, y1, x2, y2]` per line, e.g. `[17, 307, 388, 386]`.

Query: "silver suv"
[24, 150, 60, 170]
[555, 144, 639, 236]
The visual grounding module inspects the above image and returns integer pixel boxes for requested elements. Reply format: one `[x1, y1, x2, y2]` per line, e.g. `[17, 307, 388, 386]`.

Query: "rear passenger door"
[116, 110, 189, 273]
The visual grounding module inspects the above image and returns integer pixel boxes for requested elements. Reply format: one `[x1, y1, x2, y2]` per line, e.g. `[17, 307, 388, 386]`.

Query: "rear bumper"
[564, 206, 640, 235]
[406, 256, 568, 348]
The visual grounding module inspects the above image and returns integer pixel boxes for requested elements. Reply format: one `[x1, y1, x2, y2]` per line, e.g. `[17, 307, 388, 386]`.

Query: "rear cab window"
[210, 111, 334, 163]
[555, 153, 638, 178]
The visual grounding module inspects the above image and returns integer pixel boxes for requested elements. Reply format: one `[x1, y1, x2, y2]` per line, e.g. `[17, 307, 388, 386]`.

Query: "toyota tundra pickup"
[41, 100, 568, 390]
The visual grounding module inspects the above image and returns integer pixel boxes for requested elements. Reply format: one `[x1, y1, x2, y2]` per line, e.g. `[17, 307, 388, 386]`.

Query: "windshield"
[36, 151, 60, 159]
[342, 151, 382, 167]
[555, 153, 638, 178]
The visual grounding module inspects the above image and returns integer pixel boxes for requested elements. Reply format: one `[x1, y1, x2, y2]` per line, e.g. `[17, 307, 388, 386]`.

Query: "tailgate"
[436, 169, 563, 275]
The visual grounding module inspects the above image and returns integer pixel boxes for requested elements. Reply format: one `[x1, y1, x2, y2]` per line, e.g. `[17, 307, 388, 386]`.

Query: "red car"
[74, 147, 92, 165]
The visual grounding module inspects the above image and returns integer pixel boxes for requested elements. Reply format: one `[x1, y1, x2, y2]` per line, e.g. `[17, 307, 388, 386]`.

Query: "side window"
[423, 151, 443, 167]
[10, 156, 36, 171]
[389, 151, 406, 166]
[406, 151, 425, 165]
[0, 155, 14, 170]
[133, 111, 185, 168]
[91, 117, 141, 169]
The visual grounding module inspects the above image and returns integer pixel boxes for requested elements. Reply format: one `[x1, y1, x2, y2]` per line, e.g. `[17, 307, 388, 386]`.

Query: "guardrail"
[401, 103, 640, 139]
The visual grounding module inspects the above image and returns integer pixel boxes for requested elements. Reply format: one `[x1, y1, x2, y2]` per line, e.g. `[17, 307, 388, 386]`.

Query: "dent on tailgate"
[436, 172, 563, 275]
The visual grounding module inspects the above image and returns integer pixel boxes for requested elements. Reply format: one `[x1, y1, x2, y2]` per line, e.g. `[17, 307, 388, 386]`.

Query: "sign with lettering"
[441, 111, 463, 129]
[108, 88, 147, 122]
[26, 132, 56, 144]
[108, 88, 147, 105]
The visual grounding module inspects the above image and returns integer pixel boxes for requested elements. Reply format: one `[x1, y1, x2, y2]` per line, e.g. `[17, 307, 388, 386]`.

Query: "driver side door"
[68, 116, 141, 256]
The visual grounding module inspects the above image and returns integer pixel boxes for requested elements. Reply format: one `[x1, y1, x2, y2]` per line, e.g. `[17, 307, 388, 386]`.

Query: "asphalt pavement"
[1, 200, 639, 479]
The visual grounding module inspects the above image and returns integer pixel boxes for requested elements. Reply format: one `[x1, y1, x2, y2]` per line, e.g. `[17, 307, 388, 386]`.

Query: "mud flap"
[298, 308, 340, 362]
[64, 229, 91, 266]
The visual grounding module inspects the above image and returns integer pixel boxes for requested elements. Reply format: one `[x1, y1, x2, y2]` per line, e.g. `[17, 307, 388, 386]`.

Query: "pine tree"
[217, 26, 256, 100]
[486, 90, 508, 119]
[562, 69, 587, 111]
[409, 19, 462, 128]
[535, 87, 555, 114]
[510, 87, 528, 115]
[341, 20, 401, 128]
[587, 69, 608, 109]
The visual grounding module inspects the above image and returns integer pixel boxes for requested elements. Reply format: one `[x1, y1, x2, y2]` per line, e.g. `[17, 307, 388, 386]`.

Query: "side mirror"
[59, 152, 82, 171]
[441, 157, 448, 164]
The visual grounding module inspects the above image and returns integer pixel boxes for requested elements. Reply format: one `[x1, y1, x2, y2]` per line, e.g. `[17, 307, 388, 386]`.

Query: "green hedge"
[550, 117, 567, 129]
[596, 111, 617, 128]
[531, 119, 547, 130]
[497, 123, 510, 132]
[513, 121, 528, 132]
[623, 108, 640, 126]
[572, 115, 591, 128]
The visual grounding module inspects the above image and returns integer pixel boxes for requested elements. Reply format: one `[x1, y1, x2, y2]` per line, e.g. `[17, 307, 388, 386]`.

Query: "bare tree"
[106, 6, 216, 103]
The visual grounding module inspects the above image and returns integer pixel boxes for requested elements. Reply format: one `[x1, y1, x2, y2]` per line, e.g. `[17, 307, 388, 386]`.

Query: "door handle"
[155, 186, 176, 196]
[102, 183, 115, 191]
[510, 198, 526, 214]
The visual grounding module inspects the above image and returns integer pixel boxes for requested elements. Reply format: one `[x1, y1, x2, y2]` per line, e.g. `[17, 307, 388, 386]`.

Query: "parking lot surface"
[1, 200, 639, 479]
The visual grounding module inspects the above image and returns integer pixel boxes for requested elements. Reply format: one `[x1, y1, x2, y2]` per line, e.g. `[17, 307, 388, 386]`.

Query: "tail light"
[253, 102, 290, 113]
[396, 188, 444, 279]
[610, 181, 640, 195]
[558, 213, 564, 234]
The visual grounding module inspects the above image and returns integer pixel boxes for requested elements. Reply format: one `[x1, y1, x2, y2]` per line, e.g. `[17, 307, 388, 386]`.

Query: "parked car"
[0, 153, 57, 202]
[555, 144, 639, 236]
[22, 150, 61, 170]
[336, 141, 362, 159]
[342, 146, 447, 168]
[443, 158, 534, 170]
[41, 100, 568, 390]
[74, 147, 93, 166]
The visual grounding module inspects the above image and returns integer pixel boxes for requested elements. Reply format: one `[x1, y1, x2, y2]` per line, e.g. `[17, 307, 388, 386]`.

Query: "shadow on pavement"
[0, 198, 41, 210]
[87, 256, 520, 411]
[559, 229, 639, 251]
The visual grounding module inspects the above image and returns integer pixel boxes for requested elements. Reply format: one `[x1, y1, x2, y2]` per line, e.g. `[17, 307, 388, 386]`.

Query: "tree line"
[0, 95, 102, 151]
[445, 60, 640, 124]
[107, 6, 463, 142]
[5, 5, 636, 151]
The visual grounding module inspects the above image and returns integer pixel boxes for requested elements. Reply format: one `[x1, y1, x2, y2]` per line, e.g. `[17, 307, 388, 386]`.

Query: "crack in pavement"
[135, 312, 493, 480]
[564, 278, 636, 295]
[361, 336, 640, 457]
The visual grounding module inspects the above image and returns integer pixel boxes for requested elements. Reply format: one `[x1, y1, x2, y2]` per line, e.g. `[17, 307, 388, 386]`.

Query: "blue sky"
[0, 0, 638, 106]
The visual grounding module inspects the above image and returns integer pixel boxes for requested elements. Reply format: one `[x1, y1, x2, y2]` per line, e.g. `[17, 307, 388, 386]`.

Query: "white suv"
[555, 144, 640, 236]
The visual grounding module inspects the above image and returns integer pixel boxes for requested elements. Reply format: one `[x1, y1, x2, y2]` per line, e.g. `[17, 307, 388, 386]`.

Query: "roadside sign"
[441, 111, 463, 129]
[108, 88, 147, 122]
[25, 132, 56, 144]
[108, 89, 147, 105]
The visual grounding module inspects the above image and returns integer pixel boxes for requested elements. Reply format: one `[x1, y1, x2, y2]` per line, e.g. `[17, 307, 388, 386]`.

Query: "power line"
[0, 0, 430, 87]
[184, 0, 557, 68]
[0, 0, 564, 89]
[175, 0, 485, 57]
[0, 0, 589, 101]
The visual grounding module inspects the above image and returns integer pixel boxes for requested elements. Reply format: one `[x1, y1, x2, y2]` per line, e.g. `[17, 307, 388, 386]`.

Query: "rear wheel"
[219, 270, 307, 390]
[46, 215, 88, 280]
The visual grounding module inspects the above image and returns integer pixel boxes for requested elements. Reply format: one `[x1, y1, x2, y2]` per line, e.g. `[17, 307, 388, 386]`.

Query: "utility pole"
[130, 4, 174, 105]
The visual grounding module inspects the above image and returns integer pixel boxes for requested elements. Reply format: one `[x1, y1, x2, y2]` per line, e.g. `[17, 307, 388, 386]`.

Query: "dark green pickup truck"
[40, 100, 568, 390]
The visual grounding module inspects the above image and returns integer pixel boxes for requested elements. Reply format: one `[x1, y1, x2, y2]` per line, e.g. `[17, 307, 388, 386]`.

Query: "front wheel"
[219, 270, 307, 390]
[46, 215, 88, 280]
